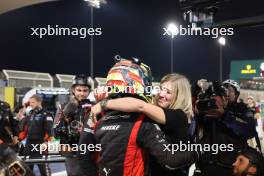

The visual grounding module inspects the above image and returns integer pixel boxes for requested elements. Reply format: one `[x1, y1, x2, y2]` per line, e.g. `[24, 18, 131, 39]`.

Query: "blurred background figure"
[20, 94, 53, 176]
[245, 96, 263, 152]
[0, 100, 19, 149]
[232, 147, 264, 176]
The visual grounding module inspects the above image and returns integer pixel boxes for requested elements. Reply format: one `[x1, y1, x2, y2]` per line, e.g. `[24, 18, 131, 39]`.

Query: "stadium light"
[84, 0, 107, 78]
[167, 23, 179, 38]
[218, 37, 226, 46]
[218, 37, 226, 82]
[165, 22, 178, 73]
[84, 0, 107, 8]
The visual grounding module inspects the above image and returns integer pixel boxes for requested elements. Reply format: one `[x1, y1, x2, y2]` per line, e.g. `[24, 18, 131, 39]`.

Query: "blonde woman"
[91, 73, 193, 176]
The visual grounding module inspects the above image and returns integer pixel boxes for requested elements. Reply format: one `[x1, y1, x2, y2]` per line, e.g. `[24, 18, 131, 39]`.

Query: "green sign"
[261, 103, 264, 118]
[230, 59, 264, 81]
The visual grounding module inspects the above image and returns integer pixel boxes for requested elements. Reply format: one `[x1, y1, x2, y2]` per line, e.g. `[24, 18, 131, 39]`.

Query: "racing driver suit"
[95, 110, 200, 176]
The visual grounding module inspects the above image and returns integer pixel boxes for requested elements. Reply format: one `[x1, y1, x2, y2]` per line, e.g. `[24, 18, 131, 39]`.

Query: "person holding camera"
[222, 80, 260, 150]
[55, 74, 96, 176]
[192, 80, 257, 176]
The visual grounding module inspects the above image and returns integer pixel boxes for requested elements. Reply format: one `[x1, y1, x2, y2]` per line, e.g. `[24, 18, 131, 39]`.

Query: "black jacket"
[195, 105, 253, 176]
[26, 108, 53, 141]
[0, 101, 18, 143]
[95, 110, 198, 176]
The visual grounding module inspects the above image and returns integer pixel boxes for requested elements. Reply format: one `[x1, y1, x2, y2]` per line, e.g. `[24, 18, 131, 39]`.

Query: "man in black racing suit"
[94, 57, 199, 176]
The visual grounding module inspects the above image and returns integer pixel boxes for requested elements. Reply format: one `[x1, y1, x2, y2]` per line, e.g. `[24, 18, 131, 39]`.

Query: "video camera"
[195, 81, 227, 113]
[55, 99, 93, 144]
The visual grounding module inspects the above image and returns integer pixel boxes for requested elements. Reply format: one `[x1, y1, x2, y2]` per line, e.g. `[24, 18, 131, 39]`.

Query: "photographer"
[222, 80, 260, 148]
[192, 80, 255, 176]
[55, 74, 96, 176]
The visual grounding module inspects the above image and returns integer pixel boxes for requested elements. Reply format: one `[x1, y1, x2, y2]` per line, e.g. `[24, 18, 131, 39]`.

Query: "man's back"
[95, 110, 197, 176]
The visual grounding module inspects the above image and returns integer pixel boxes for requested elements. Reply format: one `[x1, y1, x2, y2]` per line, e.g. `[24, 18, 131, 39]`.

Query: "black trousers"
[24, 139, 51, 176]
[65, 157, 82, 176]
[28, 163, 51, 176]
[65, 156, 97, 176]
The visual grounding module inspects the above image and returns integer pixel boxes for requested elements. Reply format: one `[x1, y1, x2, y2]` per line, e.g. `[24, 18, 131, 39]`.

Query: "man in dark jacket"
[22, 94, 53, 176]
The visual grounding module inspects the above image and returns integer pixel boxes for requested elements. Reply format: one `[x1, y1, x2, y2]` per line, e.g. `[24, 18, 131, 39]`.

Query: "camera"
[196, 81, 227, 112]
[54, 99, 93, 144]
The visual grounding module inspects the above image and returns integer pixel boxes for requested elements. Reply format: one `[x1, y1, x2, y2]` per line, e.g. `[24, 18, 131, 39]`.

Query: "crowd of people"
[0, 57, 264, 176]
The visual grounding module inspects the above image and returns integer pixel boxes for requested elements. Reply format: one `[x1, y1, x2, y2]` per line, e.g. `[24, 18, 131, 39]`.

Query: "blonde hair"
[155, 73, 193, 122]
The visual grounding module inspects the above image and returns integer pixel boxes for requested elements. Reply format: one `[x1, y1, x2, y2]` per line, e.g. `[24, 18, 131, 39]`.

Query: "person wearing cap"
[232, 147, 264, 176]
[93, 57, 199, 176]
[189, 79, 257, 176]
[55, 74, 96, 176]
[222, 79, 240, 104]
[222, 80, 260, 148]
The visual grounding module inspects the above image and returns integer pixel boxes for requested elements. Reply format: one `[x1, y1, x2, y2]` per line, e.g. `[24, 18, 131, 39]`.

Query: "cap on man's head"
[72, 74, 91, 88]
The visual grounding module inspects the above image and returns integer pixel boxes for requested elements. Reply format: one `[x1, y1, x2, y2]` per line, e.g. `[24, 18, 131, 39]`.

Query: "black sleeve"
[163, 109, 189, 141]
[9, 116, 19, 136]
[137, 119, 199, 170]
[44, 113, 54, 137]
[77, 117, 97, 175]
[78, 117, 96, 159]
[5, 102, 19, 136]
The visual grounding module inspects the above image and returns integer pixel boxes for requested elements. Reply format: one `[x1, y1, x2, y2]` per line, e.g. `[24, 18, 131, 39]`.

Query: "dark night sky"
[0, 0, 264, 82]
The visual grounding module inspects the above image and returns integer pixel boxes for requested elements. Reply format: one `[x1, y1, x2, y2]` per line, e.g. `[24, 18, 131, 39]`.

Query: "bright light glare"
[218, 37, 226, 46]
[84, 0, 107, 8]
[167, 23, 179, 38]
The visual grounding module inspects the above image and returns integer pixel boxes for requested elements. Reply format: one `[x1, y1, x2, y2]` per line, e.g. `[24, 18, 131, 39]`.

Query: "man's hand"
[93, 86, 110, 102]
[91, 103, 102, 123]
[12, 136, 19, 145]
